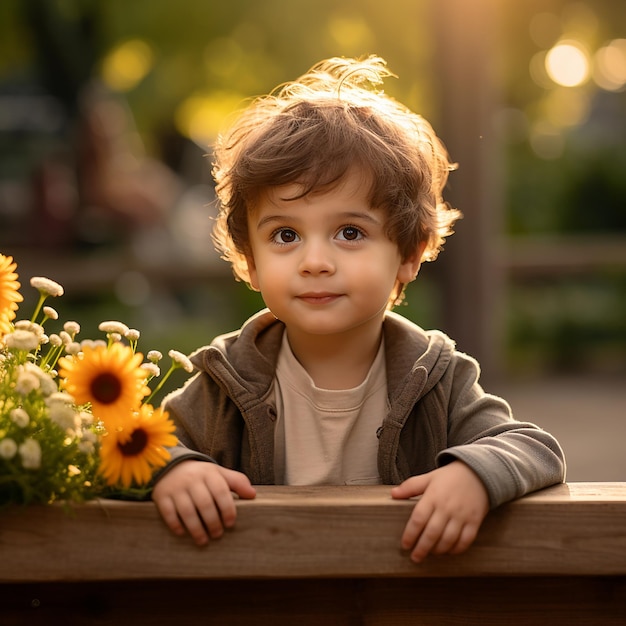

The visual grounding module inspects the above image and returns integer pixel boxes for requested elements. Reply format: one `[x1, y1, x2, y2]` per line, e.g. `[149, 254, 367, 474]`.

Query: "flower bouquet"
[0, 253, 192, 508]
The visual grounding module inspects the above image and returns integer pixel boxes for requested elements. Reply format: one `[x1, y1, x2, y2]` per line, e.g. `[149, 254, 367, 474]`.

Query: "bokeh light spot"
[545, 41, 590, 87]
[593, 39, 626, 92]
[174, 91, 244, 146]
[101, 39, 154, 92]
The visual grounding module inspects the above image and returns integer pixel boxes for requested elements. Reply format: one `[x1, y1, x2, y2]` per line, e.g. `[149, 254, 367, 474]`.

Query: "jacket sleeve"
[151, 370, 220, 484]
[435, 351, 566, 508]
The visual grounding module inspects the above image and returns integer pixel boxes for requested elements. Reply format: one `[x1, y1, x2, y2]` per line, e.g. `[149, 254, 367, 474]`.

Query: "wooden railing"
[1, 482, 625, 624]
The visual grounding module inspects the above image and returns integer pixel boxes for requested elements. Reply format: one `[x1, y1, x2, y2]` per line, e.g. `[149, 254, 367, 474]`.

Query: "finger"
[175, 491, 214, 546]
[401, 497, 434, 551]
[431, 518, 463, 555]
[410, 510, 447, 563]
[190, 482, 229, 540]
[204, 475, 238, 529]
[448, 521, 481, 555]
[391, 474, 429, 500]
[153, 495, 186, 537]
[222, 467, 257, 500]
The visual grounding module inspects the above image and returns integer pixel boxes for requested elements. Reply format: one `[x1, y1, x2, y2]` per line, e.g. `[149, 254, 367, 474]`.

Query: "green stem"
[144, 363, 177, 406]
[40, 342, 64, 372]
[29, 293, 47, 324]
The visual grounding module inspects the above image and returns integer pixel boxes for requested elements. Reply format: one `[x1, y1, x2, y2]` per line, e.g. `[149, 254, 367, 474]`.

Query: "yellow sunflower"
[99, 404, 177, 487]
[58, 342, 149, 428]
[0, 254, 24, 335]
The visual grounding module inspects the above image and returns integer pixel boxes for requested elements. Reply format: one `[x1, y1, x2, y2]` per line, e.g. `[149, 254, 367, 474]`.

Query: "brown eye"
[339, 226, 362, 241]
[272, 228, 299, 244]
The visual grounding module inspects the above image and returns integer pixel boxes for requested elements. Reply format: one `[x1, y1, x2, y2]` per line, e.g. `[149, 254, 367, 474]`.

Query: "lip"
[296, 292, 342, 305]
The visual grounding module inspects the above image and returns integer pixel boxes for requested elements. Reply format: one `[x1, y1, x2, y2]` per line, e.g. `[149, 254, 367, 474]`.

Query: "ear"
[246, 255, 261, 291]
[396, 241, 427, 284]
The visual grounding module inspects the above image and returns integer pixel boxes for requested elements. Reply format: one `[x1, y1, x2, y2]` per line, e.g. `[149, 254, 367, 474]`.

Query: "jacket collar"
[194, 308, 454, 404]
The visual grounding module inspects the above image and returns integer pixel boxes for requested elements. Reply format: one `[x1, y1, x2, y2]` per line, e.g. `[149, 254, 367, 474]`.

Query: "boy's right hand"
[152, 460, 256, 546]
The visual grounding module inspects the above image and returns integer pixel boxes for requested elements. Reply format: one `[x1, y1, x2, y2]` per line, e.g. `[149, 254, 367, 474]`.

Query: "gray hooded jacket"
[160, 309, 565, 508]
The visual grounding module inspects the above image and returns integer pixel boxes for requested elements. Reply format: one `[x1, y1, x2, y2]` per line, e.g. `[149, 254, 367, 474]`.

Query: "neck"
[285, 323, 384, 390]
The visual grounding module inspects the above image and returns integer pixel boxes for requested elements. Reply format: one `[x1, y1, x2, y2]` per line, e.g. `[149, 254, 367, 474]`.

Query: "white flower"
[78, 440, 95, 455]
[64, 321, 81, 338]
[19, 438, 42, 469]
[47, 391, 76, 404]
[147, 350, 163, 363]
[4, 329, 41, 352]
[81, 428, 97, 443]
[48, 333, 63, 347]
[14, 320, 44, 338]
[169, 349, 194, 373]
[22, 362, 56, 396]
[79, 410, 94, 427]
[78, 428, 97, 454]
[15, 369, 40, 395]
[127, 328, 141, 341]
[64, 341, 81, 355]
[59, 331, 73, 345]
[0, 438, 18, 460]
[141, 362, 160, 378]
[30, 277, 64, 297]
[80, 339, 106, 349]
[43, 306, 59, 321]
[10, 408, 30, 428]
[46, 395, 80, 432]
[38, 373, 57, 396]
[98, 321, 130, 336]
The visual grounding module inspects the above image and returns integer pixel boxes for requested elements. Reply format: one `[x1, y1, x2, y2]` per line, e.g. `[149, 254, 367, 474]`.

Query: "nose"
[298, 238, 335, 276]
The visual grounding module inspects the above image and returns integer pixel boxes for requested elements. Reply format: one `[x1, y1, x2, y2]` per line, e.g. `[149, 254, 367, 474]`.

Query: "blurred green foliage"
[1, 0, 625, 378]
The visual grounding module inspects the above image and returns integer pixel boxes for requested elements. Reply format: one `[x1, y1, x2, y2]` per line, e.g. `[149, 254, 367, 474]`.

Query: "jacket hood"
[383, 311, 455, 399]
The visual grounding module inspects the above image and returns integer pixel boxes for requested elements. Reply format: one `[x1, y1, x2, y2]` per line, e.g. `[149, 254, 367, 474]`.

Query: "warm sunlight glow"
[593, 39, 626, 92]
[101, 39, 154, 92]
[328, 14, 373, 51]
[529, 51, 553, 89]
[174, 91, 244, 146]
[543, 88, 591, 128]
[528, 12, 561, 49]
[545, 41, 590, 87]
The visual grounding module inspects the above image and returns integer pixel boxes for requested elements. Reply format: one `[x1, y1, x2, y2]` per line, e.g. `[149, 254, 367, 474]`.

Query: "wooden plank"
[1, 483, 625, 582]
[1, 246, 228, 294]
[504, 234, 626, 278]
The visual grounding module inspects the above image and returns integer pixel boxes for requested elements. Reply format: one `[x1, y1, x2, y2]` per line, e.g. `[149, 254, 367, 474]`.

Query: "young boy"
[152, 55, 565, 563]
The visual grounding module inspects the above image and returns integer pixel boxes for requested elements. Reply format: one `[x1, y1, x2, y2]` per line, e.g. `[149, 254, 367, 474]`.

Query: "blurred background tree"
[0, 0, 625, 397]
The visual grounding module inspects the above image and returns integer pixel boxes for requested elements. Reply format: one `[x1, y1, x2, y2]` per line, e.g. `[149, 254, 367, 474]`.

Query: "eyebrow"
[255, 211, 383, 230]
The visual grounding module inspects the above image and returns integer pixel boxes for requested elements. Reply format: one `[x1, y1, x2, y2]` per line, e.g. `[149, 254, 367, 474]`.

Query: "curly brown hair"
[211, 55, 461, 300]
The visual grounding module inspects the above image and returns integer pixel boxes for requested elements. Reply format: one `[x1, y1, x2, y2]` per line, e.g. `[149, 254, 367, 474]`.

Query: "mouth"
[296, 292, 342, 305]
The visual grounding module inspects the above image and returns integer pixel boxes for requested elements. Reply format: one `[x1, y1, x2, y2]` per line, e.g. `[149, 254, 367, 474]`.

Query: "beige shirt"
[273, 333, 387, 485]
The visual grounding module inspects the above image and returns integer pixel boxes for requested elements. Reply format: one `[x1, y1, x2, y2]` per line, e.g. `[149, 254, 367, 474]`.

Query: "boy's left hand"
[390, 461, 489, 563]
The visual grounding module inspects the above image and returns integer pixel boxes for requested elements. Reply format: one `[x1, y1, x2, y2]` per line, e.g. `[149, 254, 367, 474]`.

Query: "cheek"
[248, 253, 291, 295]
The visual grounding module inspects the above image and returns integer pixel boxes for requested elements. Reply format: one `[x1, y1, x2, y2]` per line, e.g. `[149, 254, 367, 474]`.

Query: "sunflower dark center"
[91, 373, 122, 404]
[118, 428, 148, 457]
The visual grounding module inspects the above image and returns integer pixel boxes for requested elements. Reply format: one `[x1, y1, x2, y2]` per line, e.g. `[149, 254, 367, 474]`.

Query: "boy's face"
[245, 170, 422, 346]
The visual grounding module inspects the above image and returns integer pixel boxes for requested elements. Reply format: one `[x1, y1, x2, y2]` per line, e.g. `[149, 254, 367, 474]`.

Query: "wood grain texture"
[1, 482, 625, 582]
